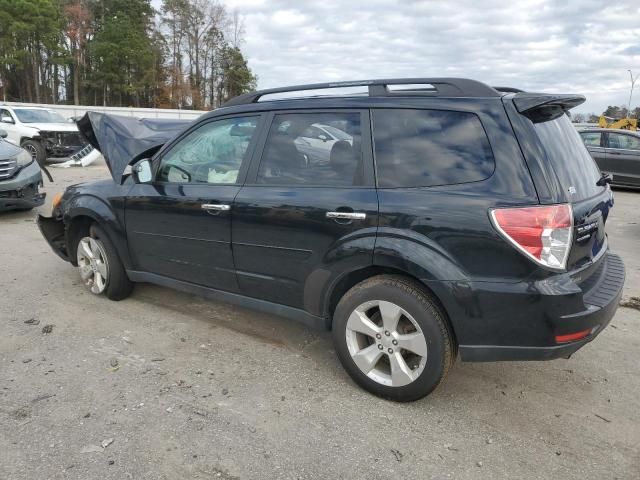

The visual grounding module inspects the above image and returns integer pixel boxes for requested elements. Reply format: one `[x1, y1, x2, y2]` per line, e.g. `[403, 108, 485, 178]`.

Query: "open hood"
[77, 112, 194, 183]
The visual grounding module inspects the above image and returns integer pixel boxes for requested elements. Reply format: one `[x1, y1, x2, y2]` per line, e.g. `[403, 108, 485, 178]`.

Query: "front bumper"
[0, 161, 45, 211]
[37, 214, 69, 261]
[434, 251, 626, 362]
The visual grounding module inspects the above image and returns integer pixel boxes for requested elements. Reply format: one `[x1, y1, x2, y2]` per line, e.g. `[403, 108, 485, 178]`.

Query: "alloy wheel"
[345, 300, 428, 387]
[76, 236, 109, 294]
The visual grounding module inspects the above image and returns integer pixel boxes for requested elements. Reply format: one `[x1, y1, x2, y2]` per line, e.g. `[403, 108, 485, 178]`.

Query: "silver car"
[579, 128, 640, 188]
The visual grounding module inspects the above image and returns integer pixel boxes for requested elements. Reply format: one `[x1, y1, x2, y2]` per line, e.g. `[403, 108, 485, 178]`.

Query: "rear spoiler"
[77, 112, 193, 183]
[513, 93, 586, 123]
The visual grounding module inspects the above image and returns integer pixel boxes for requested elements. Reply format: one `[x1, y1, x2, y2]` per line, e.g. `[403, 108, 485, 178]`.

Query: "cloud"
[224, 0, 640, 113]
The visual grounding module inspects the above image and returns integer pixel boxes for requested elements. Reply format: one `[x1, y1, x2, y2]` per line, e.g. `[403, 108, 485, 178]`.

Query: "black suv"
[38, 78, 625, 401]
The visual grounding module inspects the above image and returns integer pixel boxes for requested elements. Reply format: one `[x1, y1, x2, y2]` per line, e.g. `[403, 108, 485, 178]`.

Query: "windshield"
[534, 113, 603, 201]
[14, 109, 67, 124]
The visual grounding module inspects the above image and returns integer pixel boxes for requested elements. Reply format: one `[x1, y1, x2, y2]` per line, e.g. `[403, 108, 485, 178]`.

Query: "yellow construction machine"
[598, 115, 638, 130]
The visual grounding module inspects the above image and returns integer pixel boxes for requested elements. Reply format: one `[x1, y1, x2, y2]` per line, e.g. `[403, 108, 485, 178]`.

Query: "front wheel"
[21, 139, 47, 164]
[75, 224, 133, 300]
[332, 275, 454, 402]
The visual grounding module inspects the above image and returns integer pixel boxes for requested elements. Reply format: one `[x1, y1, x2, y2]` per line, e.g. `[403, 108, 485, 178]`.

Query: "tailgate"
[532, 114, 612, 270]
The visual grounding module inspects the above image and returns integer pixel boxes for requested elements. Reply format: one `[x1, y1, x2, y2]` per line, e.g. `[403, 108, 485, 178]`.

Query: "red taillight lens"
[490, 204, 573, 270]
[555, 328, 592, 344]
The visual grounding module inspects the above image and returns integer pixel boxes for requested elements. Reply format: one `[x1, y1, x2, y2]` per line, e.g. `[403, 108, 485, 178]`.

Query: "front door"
[604, 131, 640, 186]
[232, 110, 378, 314]
[125, 114, 262, 291]
[0, 109, 19, 145]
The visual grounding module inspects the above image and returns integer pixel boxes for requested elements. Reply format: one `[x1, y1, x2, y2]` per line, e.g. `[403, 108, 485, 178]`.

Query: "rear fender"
[303, 228, 377, 318]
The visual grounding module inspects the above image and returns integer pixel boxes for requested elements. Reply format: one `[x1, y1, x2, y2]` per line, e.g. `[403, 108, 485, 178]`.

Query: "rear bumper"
[435, 252, 625, 362]
[0, 161, 45, 211]
[37, 214, 70, 261]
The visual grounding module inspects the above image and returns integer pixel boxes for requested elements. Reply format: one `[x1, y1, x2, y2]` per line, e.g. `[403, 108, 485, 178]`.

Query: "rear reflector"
[555, 328, 591, 344]
[490, 204, 573, 271]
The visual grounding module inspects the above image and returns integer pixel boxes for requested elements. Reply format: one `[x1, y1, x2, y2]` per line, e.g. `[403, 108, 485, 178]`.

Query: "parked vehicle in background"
[0, 105, 95, 164]
[579, 127, 640, 188]
[38, 79, 624, 401]
[294, 123, 353, 164]
[0, 129, 45, 211]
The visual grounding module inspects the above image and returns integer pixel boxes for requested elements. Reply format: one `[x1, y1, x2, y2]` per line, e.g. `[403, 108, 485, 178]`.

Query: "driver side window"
[157, 116, 258, 184]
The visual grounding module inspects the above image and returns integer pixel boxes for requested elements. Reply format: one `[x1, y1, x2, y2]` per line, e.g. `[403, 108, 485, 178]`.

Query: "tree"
[0, 0, 256, 108]
[218, 45, 256, 105]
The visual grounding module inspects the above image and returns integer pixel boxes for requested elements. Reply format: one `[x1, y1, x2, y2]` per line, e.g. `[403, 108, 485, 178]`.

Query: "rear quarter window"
[371, 109, 495, 188]
[534, 114, 602, 201]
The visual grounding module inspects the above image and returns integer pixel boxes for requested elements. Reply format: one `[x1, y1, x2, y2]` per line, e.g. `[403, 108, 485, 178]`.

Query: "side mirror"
[1, 116, 14, 124]
[318, 134, 328, 142]
[132, 159, 153, 183]
[0, 129, 7, 139]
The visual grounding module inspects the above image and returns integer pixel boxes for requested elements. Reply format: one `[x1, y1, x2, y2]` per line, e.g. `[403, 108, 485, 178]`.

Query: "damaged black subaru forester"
[38, 79, 625, 401]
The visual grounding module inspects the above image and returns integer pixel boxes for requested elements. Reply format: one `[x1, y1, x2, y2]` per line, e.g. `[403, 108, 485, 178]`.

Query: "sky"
[211, 0, 640, 115]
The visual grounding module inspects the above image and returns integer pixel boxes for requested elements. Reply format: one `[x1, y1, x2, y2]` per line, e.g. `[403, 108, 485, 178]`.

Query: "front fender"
[62, 194, 131, 269]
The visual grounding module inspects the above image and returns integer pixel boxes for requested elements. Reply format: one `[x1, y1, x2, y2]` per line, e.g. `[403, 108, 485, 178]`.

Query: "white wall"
[2, 101, 208, 121]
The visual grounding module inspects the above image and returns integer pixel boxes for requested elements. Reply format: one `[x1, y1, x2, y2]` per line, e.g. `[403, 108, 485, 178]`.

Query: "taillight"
[490, 204, 573, 271]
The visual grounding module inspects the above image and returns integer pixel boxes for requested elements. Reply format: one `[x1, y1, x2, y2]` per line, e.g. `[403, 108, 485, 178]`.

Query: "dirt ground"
[1, 161, 639, 480]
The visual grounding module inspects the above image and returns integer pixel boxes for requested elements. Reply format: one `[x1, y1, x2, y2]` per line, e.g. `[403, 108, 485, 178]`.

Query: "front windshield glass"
[14, 109, 67, 124]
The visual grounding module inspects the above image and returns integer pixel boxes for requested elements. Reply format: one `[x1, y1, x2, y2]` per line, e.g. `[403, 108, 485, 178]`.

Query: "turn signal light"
[490, 204, 573, 271]
[52, 192, 63, 211]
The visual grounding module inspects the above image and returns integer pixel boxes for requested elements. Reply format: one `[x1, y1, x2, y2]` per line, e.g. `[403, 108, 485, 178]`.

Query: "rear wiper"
[596, 172, 613, 187]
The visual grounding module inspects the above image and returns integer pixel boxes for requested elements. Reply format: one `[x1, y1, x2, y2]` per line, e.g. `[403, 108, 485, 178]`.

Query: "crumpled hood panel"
[77, 112, 194, 183]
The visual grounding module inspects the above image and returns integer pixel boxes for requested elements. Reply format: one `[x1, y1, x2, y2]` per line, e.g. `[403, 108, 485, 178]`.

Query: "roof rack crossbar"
[223, 78, 501, 107]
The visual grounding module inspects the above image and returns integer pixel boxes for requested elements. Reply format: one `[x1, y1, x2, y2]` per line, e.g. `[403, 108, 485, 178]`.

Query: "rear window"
[372, 109, 495, 188]
[534, 114, 602, 201]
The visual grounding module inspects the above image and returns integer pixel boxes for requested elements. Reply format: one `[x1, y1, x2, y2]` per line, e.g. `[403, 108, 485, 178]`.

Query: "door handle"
[201, 204, 231, 211]
[326, 211, 366, 221]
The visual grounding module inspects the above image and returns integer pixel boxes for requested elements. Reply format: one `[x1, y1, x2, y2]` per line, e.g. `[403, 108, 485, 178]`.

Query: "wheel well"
[66, 215, 95, 266]
[326, 266, 458, 349]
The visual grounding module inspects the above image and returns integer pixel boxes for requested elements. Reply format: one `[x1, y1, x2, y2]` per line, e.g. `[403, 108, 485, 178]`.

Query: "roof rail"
[223, 78, 501, 107]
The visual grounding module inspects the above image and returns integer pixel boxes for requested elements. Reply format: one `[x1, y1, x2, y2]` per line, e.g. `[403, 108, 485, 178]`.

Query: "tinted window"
[372, 109, 494, 188]
[607, 132, 640, 150]
[580, 132, 601, 147]
[158, 116, 257, 184]
[257, 112, 363, 186]
[534, 114, 602, 201]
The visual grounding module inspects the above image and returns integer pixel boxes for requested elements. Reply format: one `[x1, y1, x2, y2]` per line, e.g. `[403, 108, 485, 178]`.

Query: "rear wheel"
[75, 224, 133, 300]
[332, 275, 454, 402]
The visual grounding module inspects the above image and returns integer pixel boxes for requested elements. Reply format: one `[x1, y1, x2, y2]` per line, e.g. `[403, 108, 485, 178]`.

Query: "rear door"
[533, 114, 612, 270]
[604, 131, 640, 187]
[231, 110, 377, 313]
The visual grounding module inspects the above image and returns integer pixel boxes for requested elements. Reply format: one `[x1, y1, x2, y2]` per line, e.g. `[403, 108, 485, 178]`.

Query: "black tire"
[75, 224, 133, 301]
[332, 275, 454, 402]
[20, 139, 47, 164]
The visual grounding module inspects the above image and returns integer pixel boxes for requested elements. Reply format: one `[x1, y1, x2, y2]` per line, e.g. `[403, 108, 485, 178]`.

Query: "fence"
[1, 101, 209, 120]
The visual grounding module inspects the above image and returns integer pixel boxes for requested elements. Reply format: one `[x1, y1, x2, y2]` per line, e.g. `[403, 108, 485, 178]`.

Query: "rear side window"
[534, 114, 602, 201]
[257, 112, 364, 186]
[580, 132, 601, 147]
[607, 132, 640, 150]
[371, 109, 495, 188]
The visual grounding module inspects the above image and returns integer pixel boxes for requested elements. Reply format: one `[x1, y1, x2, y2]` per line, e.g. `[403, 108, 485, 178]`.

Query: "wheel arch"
[323, 265, 459, 351]
[63, 196, 131, 269]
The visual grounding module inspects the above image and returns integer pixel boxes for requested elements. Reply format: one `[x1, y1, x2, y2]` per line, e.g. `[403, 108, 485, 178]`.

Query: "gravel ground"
[1, 161, 639, 480]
